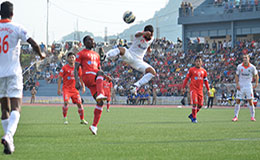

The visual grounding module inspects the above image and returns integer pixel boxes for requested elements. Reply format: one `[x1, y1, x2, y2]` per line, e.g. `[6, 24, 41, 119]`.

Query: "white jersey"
[0, 19, 30, 78]
[236, 63, 257, 88]
[128, 32, 154, 59]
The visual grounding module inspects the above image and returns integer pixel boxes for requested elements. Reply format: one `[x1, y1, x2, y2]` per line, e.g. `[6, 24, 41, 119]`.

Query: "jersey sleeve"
[18, 25, 30, 42]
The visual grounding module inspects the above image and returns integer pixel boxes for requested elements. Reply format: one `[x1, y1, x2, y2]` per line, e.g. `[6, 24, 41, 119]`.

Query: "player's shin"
[249, 105, 255, 118]
[1, 119, 9, 134]
[96, 76, 105, 96]
[234, 103, 241, 117]
[78, 107, 84, 120]
[93, 105, 103, 127]
[134, 73, 154, 88]
[62, 105, 68, 118]
[192, 105, 197, 118]
[106, 48, 120, 59]
[6, 111, 20, 136]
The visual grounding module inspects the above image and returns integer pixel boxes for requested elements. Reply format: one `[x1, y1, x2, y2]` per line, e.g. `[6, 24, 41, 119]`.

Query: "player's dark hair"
[67, 52, 75, 57]
[195, 55, 202, 61]
[83, 35, 90, 44]
[0, 1, 13, 19]
[144, 25, 154, 33]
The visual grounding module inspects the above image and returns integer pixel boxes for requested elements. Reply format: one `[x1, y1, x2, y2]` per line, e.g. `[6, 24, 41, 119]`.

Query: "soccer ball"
[123, 11, 135, 24]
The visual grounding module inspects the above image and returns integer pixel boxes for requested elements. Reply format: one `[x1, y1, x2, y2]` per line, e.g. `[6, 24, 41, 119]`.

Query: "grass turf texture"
[0, 106, 260, 160]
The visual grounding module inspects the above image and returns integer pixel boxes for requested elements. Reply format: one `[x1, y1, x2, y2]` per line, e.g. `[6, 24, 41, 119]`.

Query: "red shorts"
[104, 91, 111, 101]
[82, 74, 97, 96]
[190, 90, 203, 106]
[63, 89, 81, 104]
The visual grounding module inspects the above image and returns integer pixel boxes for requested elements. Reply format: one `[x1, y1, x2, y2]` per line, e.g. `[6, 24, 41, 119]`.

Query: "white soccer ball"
[123, 11, 135, 24]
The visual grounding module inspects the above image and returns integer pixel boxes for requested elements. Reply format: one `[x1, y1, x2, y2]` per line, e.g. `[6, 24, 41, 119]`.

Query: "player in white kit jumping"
[0, 1, 45, 154]
[105, 25, 156, 95]
[232, 54, 258, 122]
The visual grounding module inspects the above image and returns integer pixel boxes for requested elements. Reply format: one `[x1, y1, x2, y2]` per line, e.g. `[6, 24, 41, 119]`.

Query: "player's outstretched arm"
[27, 38, 45, 60]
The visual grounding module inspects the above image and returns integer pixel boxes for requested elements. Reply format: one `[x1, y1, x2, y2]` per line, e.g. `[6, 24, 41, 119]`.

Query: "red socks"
[62, 106, 68, 118]
[96, 76, 104, 95]
[192, 106, 197, 118]
[78, 108, 84, 120]
[92, 105, 103, 127]
[107, 102, 110, 110]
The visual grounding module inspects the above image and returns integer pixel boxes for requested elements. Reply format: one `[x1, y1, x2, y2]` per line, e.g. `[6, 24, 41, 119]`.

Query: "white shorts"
[121, 48, 152, 73]
[236, 87, 254, 100]
[0, 74, 23, 98]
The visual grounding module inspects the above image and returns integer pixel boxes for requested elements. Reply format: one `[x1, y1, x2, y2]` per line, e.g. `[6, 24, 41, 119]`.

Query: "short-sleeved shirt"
[76, 49, 100, 74]
[0, 19, 30, 77]
[128, 32, 153, 60]
[236, 63, 257, 88]
[209, 88, 216, 97]
[59, 64, 82, 91]
[185, 67, 208, 95]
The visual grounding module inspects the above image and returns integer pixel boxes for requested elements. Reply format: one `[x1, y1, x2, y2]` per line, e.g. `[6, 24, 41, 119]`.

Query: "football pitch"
[0, 105, 260, 160]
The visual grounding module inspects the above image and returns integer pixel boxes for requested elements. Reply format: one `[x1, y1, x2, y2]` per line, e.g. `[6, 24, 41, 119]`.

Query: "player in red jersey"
[57, 52, 88, 125]
[182, 56, 210, 123]
[103, 78, 113, 112]
[75, 35, 108, 135]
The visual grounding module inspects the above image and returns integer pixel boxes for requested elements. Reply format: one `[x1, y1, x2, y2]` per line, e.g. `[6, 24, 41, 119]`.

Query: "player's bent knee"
[118, 47, 125, 55]
[145, 67, 156, 75]
[96, 70, 104, 77]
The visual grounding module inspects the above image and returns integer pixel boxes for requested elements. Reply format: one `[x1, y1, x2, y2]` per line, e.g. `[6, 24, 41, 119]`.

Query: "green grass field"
[0, 105, 260, 160]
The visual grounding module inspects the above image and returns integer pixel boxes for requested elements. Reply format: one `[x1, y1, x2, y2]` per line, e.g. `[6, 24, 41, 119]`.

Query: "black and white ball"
[123, 11, 135, 24]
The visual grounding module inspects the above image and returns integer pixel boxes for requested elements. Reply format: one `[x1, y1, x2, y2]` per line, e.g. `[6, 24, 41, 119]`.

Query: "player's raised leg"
[105, 47, 125, 60]
[130, 63, 156, 95]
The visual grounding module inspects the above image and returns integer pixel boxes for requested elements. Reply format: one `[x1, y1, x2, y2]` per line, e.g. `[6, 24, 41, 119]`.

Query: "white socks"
[234, 103, 240, 117]
[6, 111, 20, 137]
[234, 103, 255, 118]
[1, 119, 9, 134]
[106, 48, 120, 59]
[249, 105, 255, 118]
[134, 73, 154, 88]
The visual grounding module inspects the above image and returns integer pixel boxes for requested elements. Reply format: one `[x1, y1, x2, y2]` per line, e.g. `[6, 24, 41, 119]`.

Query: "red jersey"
[104, 80, 112, 97]
[183, 67, 209, 95]
[76, 49, 100, 74]
[59, 64, 82, 91]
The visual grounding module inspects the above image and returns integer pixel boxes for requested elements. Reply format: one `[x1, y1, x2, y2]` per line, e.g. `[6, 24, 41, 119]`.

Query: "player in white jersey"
[232, 54, 258, 122]
[105, 25, 156, 95]
[0, 1, 45, 154]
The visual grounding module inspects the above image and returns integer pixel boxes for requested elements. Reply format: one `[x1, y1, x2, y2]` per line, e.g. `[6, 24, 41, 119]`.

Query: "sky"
[9, 0, 169, 44]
